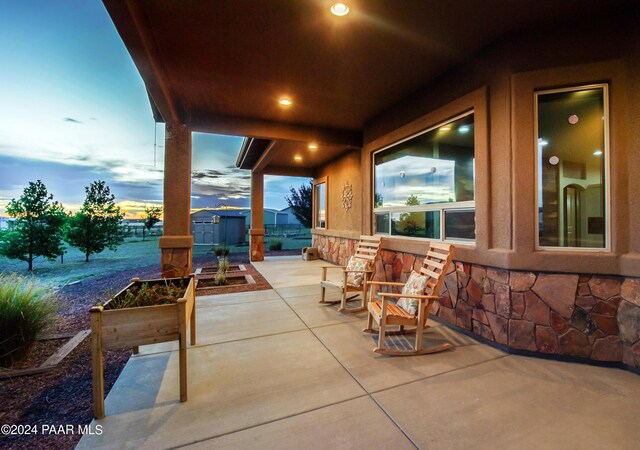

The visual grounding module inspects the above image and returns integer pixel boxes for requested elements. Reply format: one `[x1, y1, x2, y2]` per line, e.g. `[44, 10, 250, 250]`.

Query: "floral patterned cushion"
[397, 271, 428, 315]
[345, 256, 372, 287]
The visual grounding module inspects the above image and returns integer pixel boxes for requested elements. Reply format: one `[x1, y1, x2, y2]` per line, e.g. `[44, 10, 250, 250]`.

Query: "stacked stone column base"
[159, 236, 193, 277]
[250, 228, 265, 262]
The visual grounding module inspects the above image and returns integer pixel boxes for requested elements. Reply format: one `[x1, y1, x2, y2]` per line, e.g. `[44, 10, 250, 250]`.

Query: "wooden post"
[90, 306, 105, 419]
[177, 298, 188, 402]
[190, 274, 197, 346]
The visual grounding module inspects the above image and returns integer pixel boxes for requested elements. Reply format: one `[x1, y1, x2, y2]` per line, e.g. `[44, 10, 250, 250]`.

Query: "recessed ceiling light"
[439, 126, 451, 132]
[308, 143, 318, 150]
[278, 97, 292, 107]
[593, 150, 603, 156]
[331, 3, 349, 16]
[538, 138, 549, 147]
[294, 155, 303, 161]
[458, 125, 470, 134]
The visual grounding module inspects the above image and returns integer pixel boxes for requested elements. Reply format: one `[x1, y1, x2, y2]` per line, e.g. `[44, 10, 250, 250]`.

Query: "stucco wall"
[355, 11, 639, 277]
[312, 149, 362, 240]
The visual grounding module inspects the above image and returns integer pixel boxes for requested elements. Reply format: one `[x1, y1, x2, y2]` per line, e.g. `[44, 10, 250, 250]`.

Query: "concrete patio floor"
[77, 256, 640, 450]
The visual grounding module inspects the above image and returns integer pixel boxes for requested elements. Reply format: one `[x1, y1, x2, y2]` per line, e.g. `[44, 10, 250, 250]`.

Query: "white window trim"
[533, 83, 611, 253]
[372, 111, 476, 244]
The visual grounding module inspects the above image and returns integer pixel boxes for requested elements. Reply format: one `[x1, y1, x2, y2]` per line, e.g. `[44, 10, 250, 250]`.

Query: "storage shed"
[191, 209, 246, 246]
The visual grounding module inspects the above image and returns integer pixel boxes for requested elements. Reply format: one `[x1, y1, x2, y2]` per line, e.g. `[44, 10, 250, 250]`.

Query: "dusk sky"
[0, 1, 309, 218]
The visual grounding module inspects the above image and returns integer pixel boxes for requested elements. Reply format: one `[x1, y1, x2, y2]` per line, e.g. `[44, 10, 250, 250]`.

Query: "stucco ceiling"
[104, 0, 634, 170]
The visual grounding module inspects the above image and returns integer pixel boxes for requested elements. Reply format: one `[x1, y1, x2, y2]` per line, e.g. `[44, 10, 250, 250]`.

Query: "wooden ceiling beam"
[189, 115, 362, 148]
[262, 165, 316, 178]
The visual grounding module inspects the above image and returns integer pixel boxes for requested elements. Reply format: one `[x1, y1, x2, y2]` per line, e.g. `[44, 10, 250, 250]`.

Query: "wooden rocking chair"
[319, 235, 382, 313]
[364, 242, 454, 355]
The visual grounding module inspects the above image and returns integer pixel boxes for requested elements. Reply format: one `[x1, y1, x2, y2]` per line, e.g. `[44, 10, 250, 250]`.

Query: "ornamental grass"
[0, 273, 58, 367]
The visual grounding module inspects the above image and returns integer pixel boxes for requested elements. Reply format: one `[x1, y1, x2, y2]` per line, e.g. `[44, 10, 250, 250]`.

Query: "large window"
[314, 178, 327, 229]
[373, 113, 475, 241]
[535, 85, 609, 250]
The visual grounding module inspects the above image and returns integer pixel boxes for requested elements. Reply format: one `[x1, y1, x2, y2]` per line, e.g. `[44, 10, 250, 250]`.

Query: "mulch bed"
[0, 253, 267, 450]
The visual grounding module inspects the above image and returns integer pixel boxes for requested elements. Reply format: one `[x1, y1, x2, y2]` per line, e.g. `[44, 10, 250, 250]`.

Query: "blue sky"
[0, 1, 308, 217]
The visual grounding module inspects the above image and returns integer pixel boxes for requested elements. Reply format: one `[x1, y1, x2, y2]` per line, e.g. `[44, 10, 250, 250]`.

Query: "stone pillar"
[159, 122, 194, 277]
[250, 170, 265, 261]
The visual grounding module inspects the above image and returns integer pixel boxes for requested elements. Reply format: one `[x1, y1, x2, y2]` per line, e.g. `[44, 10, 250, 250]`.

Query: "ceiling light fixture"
[439, 126, 451, 132]
[294, 155, 303, 161]
[331, 3, 349, 16]
[538, 138, 548, 147]
[308, 143, 318, 150]
[458, 125, 470, 134]
[593, 150, 603, 156]
[278, 97, 292, 107]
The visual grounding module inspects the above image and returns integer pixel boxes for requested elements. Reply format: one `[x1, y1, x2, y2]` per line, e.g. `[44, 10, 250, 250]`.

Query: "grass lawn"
[0, 233, 312, 287]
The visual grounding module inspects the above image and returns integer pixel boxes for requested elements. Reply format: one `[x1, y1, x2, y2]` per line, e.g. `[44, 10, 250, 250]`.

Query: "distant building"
[190, 209, 246, 246]
[279, 207, 303, 226]
[239, 208, 291, 227]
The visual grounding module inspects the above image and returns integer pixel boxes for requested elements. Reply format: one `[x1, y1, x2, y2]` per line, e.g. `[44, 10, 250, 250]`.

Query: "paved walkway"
[78, 256, 640, 449]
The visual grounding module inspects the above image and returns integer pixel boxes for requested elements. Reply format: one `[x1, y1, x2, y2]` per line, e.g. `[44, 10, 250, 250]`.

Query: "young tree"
[0, 180, 66, 271]
[65, 181, 125, 262]
[285, 182, 312, 228]
[142, 205, 162, 241]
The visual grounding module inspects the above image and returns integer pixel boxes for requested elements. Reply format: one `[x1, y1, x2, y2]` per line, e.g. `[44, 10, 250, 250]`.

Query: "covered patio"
[78, 256, 640, 449]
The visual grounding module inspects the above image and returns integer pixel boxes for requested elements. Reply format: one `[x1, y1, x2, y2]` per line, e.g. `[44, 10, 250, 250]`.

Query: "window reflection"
[374, 114, 474, 208]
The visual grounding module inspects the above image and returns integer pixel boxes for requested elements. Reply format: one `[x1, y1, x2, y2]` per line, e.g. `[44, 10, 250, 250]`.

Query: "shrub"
[0, 274, 58, 367]
[268, 240, 283, 251]
[213, 246, 230, 257]
[214, 271, 227, 286]
[217, 257, 230, 273]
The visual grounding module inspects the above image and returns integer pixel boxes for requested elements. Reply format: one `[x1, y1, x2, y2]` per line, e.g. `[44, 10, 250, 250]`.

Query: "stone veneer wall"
[313, 234, 640, 370]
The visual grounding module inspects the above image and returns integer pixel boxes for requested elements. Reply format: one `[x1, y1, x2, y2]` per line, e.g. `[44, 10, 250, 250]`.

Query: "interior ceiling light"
[331, 3, 349, 16]
[458, 125, 470, 134]
[308, 143, 318, 150]
[538, 138, 549, 147]
[278, 97, 292, 107]
[294, 155, 303, 161]
[568, 114, 579, 125]
[549, 156, 560, 165]
[593, 150, 603, 156]
[439, 126, 451, 132]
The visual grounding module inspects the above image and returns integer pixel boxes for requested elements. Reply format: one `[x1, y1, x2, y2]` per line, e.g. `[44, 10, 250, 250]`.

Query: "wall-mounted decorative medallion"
[341, 181, 353, 211]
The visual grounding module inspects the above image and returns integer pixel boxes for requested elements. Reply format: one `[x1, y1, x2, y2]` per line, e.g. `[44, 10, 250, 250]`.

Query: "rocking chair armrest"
[321, 265, 346, 270]
[378, 292, 439, 300]
[343, 269, 374, 274]
[367, 281, 405, 287]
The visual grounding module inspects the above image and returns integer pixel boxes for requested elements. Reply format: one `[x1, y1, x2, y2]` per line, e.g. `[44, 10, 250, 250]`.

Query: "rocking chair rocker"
[364, 242, 454, 355]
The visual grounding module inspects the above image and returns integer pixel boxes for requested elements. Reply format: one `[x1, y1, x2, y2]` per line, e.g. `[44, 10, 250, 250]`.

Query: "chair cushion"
[345, 256, 372, 287]
[397, 271, 428, 315]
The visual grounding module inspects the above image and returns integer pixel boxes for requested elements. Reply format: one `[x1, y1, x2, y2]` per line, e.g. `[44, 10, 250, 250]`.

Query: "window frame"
[313, 176, 328, 230]
[371, 110, 476, 245]
[533, 83, 611, 253]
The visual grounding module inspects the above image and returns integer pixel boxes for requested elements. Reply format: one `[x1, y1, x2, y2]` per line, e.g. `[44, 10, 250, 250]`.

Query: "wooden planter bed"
[196, 274, 255, 290]
[90, 274, 196, 419]
[196, 264, 246, 275]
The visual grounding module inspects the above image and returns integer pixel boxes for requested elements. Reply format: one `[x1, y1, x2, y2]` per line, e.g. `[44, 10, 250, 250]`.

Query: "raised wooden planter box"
[90, 275, 196, 419]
